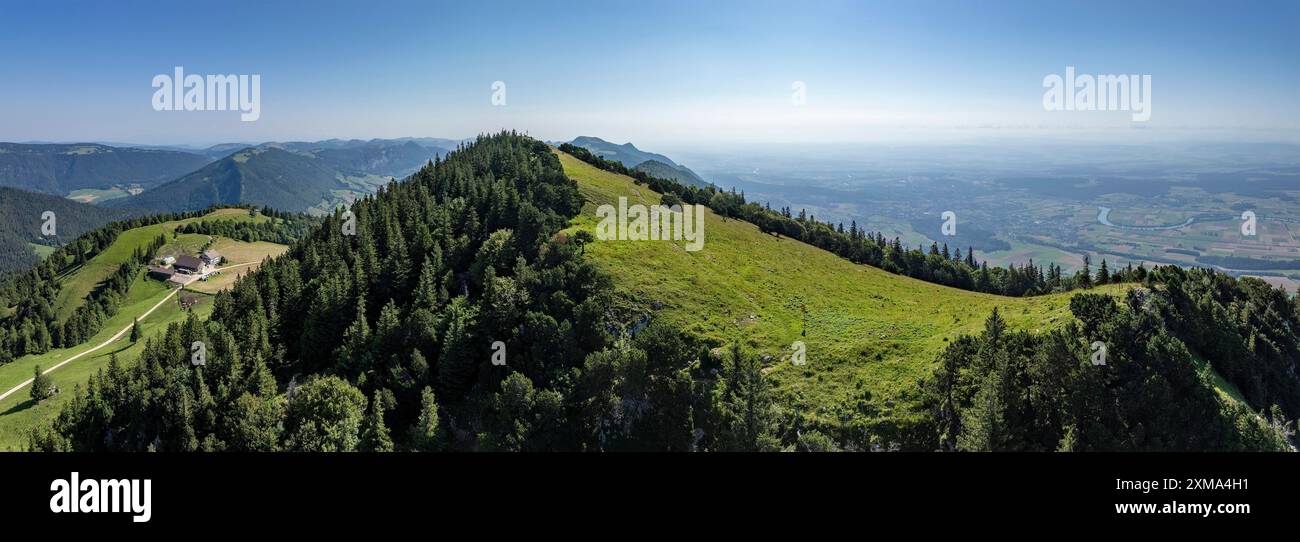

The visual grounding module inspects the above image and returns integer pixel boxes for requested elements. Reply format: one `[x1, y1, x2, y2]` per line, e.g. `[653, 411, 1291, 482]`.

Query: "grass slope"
[557, 150, 1130, 425]
[0, 280, 214, 450]
[0, 208, 285, 449]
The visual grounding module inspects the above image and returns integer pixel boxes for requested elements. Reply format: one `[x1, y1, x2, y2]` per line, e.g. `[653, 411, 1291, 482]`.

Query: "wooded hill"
[27, 133, 1300, 451]
[0, 187, 138, 276]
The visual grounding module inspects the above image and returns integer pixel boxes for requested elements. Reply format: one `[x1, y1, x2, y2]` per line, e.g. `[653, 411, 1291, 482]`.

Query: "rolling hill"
[112, 140, 449, 214]
[569, 136, 711, 188]
[555, 150, 1129, 430]
[21, 134, 1292, 453]
[0, 143, 211, 195]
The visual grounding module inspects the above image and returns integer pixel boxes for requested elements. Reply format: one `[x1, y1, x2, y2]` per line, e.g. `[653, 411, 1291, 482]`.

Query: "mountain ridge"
[568, 136, 712, 188]
[111, 139, 454, 214]
[0, 143, 212, 195]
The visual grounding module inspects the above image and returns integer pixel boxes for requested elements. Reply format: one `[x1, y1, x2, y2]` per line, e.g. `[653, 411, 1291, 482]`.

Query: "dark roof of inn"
[148, 266, 175, 276]
[174, 255, 204, 269]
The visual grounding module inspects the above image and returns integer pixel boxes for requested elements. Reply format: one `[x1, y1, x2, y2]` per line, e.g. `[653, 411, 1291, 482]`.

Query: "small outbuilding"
[148, 266, 175, 281]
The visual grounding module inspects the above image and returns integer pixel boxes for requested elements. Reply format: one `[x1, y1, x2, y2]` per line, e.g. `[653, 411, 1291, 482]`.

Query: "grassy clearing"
[183, 238, 287, 294]
[66, 187, 129, 204]
[209, 238, 288, 265]
[28, 243, 55, 259]
[1190, 355, 1250, 407]
[0, 208, 286, 449]
[557, 150, 1130, 423]
[982, 239, 1086, 273]
[0, 271, 220, 450]
[157, 233, 212, 260]
[51, 208, 264, 321]
[0, 277, 171, 394]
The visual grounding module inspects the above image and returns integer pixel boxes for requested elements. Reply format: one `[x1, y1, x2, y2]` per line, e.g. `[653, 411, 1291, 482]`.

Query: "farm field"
[66, 187, 130, 204]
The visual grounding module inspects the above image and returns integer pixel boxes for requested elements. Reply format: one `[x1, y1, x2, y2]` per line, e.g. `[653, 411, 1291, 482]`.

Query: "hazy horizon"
[3, 0, 1297, 147]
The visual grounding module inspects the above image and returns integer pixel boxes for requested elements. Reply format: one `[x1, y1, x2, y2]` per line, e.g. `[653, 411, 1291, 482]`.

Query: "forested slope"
[0, 187, 138, 276]
[28, 133, 1300, 452]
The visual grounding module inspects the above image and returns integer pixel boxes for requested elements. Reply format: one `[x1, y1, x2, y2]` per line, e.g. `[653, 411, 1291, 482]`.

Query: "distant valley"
[668, 141, 1300, 291]
[0, 138, 459, 216]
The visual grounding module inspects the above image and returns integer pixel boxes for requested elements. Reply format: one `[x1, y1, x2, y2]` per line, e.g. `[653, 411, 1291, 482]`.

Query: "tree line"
[25, 135, 1300, 452]
[917, 267, 1299, 451]
[31, 132, 790, 451]
[176, 207, 321, 245]
[0, 205, 306, 365]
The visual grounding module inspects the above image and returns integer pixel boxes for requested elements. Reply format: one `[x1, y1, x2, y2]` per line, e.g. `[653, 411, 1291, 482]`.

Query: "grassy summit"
[557, 150, 1129, 427]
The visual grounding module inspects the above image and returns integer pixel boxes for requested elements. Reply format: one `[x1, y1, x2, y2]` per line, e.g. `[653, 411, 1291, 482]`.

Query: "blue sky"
[1, 0, 1296, 146]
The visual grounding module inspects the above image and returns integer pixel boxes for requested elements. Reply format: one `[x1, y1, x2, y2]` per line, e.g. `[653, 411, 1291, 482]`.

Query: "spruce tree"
[360, 393, 395, 452]
[717, 343, 781, 452]
[958, 362, 1005, 451]
[411, 386, 447, 451]
[30, 365, 53, 402]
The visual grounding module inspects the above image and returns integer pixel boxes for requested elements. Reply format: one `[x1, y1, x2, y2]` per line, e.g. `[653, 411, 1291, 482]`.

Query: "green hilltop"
[557, 150, 1130, 428]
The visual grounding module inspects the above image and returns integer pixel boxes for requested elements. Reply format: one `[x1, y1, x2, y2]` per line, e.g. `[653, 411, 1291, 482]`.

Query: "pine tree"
[958, 363, 1005, 451]
[360, 393, 395, 452]
[1079, 254, 1093, 289]
[411, 386, 447, 451]
[984, 307, 1006, 344]
[717, 343, 781, 452]
[437, 297, 480, 395]
[337, 296, 372, 376]
[130, 318, 140, 343]
[30, 365, 54, 402]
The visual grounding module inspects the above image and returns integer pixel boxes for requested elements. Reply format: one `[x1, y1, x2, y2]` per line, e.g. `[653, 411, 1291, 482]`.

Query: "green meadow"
[557, 150, 1131, 424]
[0, 208, 277, 450]
[0, 279, 215, 450]
[51, 208, 265, 321]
